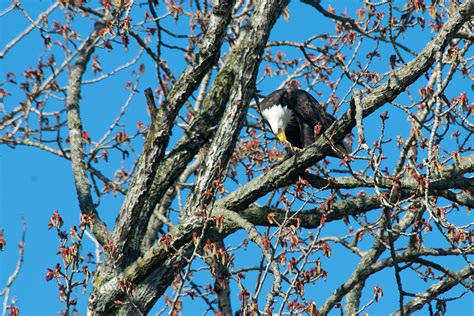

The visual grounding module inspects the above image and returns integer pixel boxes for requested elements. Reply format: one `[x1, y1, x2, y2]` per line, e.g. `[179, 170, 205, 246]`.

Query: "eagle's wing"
[287, 89, 334, 129]
[289, 89, 352, 156]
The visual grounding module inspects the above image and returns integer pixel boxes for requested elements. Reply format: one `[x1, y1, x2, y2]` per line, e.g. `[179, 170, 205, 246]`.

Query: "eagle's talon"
[281, 141, 301, 154]
[290, 145, 303, 153]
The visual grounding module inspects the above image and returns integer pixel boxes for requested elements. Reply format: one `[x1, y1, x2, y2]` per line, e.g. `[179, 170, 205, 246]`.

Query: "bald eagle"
[258, 89, 352, 158]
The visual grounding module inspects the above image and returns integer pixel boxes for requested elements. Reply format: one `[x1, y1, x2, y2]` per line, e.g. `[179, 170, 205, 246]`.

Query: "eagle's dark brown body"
[258, 89, 352, 157]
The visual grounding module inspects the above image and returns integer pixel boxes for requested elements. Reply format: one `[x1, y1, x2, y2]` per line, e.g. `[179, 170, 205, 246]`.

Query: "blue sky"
[1, 0, 472, 315]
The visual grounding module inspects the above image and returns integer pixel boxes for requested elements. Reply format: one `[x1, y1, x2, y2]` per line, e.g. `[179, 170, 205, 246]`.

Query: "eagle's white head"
[261, 104, 293, 142]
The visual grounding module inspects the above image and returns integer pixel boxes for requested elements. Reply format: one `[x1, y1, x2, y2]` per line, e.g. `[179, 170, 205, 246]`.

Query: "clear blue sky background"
[1, 0, 472, 315]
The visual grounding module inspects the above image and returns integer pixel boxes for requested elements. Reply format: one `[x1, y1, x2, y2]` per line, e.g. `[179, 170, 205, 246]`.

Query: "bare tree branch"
[65, 23, 110, 245]
[391, 265, 473, 316]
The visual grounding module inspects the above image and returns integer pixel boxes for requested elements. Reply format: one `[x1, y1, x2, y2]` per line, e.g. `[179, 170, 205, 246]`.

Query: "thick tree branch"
[111, 0, 237, 266]
[302, 154, 473, 191]
[206, 240, 232, 315]
[438, 190, 474, 208]
[344, 283, 364, 316]
[88, 0, 290, 313]
[412, 258, 474, 291]
[391, 265, 473, 316]
[229, 193, 383, 229]
[66, 23, 110, 245]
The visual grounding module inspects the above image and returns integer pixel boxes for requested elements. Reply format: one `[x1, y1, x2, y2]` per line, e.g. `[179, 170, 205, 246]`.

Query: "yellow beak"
[277, 129, 287, 143]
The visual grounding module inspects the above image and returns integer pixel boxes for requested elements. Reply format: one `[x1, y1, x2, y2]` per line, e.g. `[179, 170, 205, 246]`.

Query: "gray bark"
[79, 0, 473, 315]
[87, 0, 290, 314]
[111, 0, 238, 266]
[66, 23, 110, 245]
[391, 265, 473, 316]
